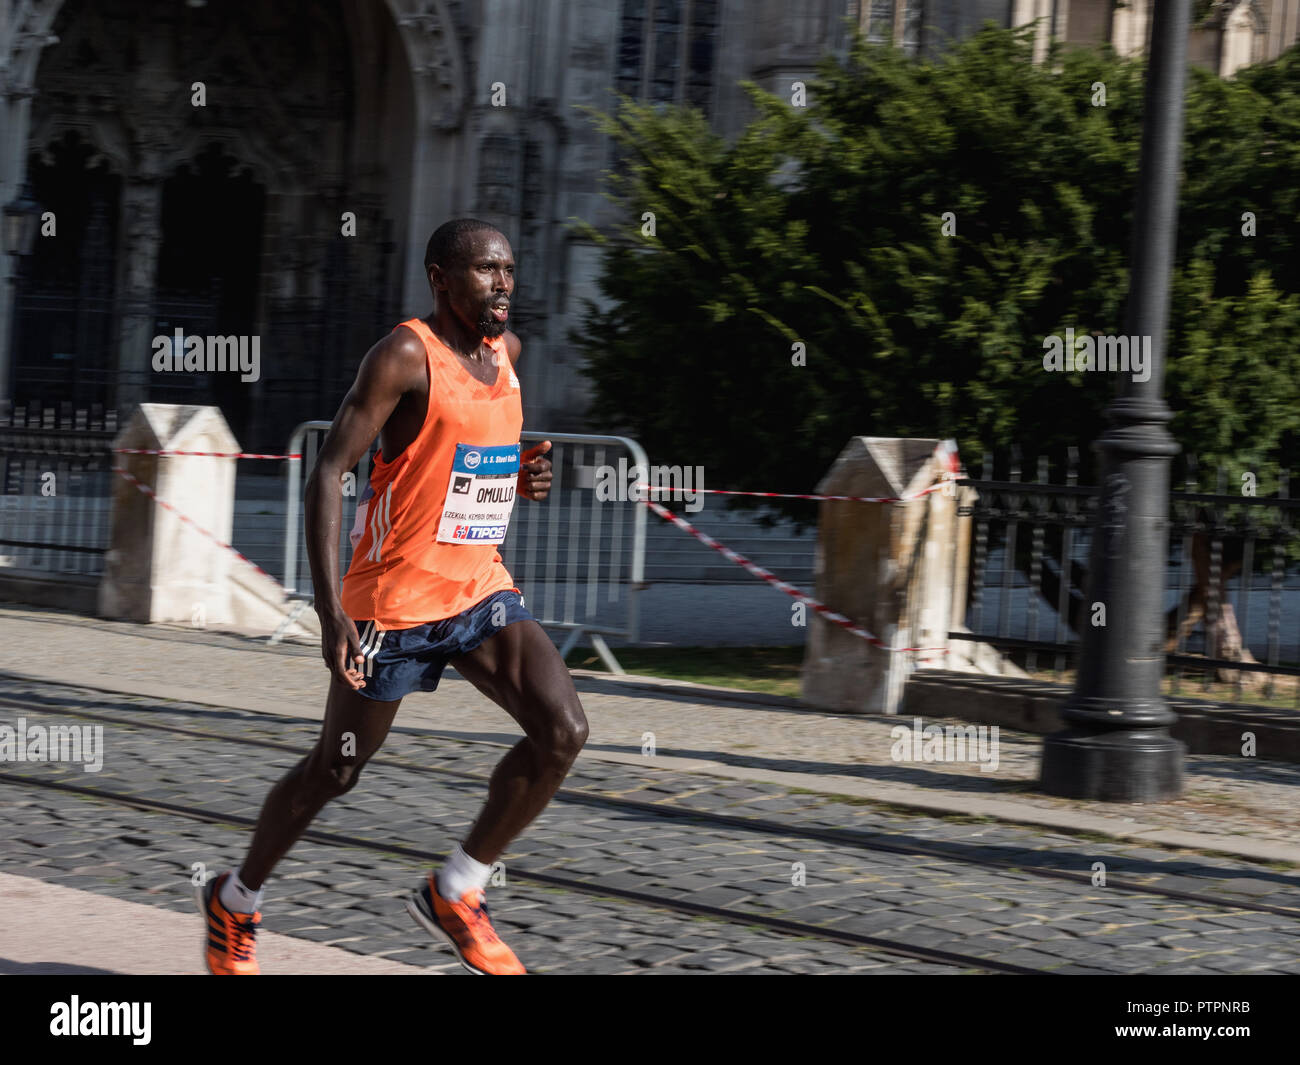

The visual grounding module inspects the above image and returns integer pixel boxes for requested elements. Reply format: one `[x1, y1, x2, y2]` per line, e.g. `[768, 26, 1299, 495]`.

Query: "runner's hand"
[519, 440, 553, 502]
[319, 607, 366, 689]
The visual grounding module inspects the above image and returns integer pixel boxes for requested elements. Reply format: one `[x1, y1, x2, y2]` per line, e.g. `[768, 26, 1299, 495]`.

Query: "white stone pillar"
[98, 403, 238, 626]
[800, 436, 962, 714]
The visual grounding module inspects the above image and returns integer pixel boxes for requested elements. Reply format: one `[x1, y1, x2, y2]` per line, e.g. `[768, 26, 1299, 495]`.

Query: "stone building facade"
[1008, 0, 1300, 73]
[0, 0, 1294, 447]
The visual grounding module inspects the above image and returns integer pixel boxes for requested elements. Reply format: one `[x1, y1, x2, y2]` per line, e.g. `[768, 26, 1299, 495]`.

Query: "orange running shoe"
[196, 871, 261, 975]
[406, 874, 526, 975]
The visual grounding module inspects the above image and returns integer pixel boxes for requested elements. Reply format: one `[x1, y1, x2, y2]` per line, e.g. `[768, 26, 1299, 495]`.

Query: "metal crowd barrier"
[277, 422, 648, 672]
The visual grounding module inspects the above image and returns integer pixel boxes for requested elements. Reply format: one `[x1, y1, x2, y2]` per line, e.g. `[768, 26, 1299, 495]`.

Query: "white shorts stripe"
[364, 630, 384, 677]
[356, 620, 375, 665]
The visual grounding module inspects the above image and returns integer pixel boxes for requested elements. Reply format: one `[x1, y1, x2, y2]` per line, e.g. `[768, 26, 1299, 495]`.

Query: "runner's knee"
[305, 750, 365, 797]
[538, 704, 588, 765]
[326, 761, 364, 795]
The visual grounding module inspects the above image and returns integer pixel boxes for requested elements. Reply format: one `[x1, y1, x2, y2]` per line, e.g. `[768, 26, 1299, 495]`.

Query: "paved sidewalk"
[1, 604, 1297, 865]
[0, 871, 427, 975]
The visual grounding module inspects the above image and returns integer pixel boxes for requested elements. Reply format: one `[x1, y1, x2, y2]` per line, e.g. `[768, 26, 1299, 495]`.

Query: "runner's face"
[443, 231, 515, 340]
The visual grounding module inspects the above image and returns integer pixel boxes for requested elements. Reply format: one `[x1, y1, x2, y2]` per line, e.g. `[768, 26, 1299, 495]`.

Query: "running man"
[197, 219, 589, 975]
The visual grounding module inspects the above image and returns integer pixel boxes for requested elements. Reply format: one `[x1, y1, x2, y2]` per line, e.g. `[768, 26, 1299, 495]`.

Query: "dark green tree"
[571, 24, 1300, 658]
[574, 24, 1300, 500]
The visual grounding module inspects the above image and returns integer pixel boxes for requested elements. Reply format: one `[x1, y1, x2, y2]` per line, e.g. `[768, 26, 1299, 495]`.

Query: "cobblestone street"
[3, 650, 1299, 975]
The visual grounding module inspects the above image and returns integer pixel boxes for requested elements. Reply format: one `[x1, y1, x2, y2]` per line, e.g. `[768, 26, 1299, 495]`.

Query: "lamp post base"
[1040, 728, 1185, 801]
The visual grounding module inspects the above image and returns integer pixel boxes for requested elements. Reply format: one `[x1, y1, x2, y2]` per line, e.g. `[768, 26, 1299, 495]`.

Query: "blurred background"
[5, 2, 1300, 982]
[3, 0, 1300, 689]
[3, 1, 1292, 442]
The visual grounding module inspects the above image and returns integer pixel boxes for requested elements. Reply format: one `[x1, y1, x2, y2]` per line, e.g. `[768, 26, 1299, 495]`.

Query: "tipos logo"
[464, 450, 482, 469]
[451, 524, 507, 541]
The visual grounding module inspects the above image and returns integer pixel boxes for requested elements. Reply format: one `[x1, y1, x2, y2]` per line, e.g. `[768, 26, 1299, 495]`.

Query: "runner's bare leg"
[448, 619, 588, 863]
[238, 675, 403, 890]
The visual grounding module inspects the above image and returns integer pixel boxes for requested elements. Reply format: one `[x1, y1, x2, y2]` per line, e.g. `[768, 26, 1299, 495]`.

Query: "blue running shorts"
[351, 588, 534, 702]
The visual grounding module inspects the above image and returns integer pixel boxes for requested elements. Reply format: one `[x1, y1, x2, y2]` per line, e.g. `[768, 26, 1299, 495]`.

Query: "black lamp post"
[1, 182, 42, 403]
[1039, 0, 1191, 801]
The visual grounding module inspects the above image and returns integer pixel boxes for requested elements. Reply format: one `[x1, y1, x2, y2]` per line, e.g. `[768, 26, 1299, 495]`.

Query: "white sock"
[436, 843, 492, 902]
[218, 870, 264, 914]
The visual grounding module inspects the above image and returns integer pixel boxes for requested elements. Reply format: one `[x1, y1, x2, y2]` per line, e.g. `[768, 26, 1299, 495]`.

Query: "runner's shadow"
[0, 957, 117, 974]
[588, 742, 1030, 794]
[567, 674, 808, 711]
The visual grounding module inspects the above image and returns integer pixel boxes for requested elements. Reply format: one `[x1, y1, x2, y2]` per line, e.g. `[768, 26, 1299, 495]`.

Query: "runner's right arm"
[305, 329, 426, 688]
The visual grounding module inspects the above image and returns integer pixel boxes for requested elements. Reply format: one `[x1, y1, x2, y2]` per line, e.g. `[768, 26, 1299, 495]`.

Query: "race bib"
[436, 442, 521, 545]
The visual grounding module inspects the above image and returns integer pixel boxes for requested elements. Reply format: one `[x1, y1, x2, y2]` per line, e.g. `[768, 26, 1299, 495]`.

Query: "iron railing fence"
[0, 401, 118, 577]
[957, 448, 1300, 704]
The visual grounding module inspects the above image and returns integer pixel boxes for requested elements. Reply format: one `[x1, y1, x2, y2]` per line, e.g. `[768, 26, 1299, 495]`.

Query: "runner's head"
[425, 220, 514, 340]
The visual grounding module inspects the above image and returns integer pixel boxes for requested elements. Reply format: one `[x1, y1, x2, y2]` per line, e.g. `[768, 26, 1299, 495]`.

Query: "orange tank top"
[340, 317, 523, 629]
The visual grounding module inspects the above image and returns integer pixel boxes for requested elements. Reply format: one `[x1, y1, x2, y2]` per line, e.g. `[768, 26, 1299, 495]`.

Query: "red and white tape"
[632, 439, 962, 505]
[113, 448, 300, 460]
[641, 498, 947, 656]
[111, 438, 960, 657]
[633, 482, 951, 504]
[112, 466, 284, 588]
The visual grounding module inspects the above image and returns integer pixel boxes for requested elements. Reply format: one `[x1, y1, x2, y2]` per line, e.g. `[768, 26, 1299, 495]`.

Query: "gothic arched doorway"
[14, 0, 418, 450]
[153, 145, 266, 443]
[14, 131, 121, 408]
